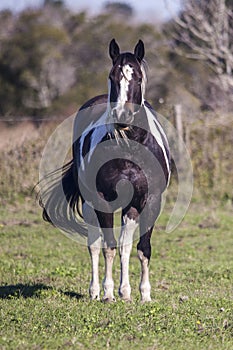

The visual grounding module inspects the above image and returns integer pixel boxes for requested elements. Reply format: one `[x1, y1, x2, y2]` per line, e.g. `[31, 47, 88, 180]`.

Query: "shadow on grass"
[62, 291, 84, 299]
[0, 284, 84, 300]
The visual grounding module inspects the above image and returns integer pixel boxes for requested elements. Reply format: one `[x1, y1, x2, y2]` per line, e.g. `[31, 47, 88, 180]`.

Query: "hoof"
[119, 293, 132, 302]
[102, 296, 116, 303]
[121, 297, 132, 303]
[119, 288, 131, 302]
[140, 297, 152, 303]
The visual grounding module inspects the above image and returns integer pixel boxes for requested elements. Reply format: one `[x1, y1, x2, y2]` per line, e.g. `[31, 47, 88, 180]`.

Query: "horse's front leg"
[137, 227, 153, 302]
[137, 194, 162, 302]
[118, 209, 138, 301]
[96, 211, 116, 302]
[83, 202, 102, 300]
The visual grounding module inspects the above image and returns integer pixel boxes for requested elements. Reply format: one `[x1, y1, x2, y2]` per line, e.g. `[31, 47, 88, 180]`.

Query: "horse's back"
[74, 94, 108, 135]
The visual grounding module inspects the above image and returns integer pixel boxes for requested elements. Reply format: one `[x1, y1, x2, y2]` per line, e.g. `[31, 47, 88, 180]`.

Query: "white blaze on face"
[116, 64, 134, 115]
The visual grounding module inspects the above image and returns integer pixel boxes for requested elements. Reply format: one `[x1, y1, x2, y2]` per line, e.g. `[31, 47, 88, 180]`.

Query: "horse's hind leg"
[83, 202, 102, 300]
[95, 211, 116, 302]
[118, 208, 138, 301]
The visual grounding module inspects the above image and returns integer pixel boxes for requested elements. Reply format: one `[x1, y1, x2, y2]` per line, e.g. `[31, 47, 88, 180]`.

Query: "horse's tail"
[36, 160, 88, 237]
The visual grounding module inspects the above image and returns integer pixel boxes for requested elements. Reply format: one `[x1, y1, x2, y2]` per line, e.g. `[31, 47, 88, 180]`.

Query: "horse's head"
[108, 39, 146, 129]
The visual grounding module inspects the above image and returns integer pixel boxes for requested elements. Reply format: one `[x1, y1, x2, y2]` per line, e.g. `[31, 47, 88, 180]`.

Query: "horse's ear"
[134, 39, 145, 62]
[109, 39, 120, 63]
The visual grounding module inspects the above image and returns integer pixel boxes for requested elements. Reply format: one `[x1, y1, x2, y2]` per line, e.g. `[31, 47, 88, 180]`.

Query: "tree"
[43, 0, 64, 8]
[103, 1, 134, 18]
[172, 0, 233, 102]
[0, 8, 75, 115]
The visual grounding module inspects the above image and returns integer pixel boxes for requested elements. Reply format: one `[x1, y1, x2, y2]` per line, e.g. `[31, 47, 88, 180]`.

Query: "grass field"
[0, 201, 232, 349]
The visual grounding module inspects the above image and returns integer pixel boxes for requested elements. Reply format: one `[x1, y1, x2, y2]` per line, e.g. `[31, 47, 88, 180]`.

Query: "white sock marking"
[118, 216, 138, 300]
[102, 244, 116, 301]
[138, 249, 151, 302]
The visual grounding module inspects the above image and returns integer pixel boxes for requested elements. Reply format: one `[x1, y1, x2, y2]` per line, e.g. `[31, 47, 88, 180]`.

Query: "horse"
[38, 39, 171, 302]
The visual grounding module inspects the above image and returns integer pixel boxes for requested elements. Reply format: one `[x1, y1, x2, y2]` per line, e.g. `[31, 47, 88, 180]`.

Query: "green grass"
[0, 202, 232, 349]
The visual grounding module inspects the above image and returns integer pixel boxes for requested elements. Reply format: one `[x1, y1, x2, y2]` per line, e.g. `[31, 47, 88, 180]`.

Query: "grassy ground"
[0, 201, 232, 349]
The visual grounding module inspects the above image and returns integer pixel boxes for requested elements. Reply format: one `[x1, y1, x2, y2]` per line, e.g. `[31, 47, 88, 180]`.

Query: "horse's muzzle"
[112, 108, 134, 129]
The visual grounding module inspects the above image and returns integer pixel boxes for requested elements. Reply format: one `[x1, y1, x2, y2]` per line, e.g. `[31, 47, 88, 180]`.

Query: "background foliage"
[0, 0, 232, 117]
[0, 0, 232, 203]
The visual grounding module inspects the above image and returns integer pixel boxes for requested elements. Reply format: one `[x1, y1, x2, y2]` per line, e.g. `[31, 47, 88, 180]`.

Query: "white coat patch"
[79, 111, 109, 170]
[145, 106, 170, 180]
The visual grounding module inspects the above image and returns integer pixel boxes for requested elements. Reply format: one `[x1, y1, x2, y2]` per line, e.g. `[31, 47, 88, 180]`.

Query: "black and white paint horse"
[39, 39, 171, 302]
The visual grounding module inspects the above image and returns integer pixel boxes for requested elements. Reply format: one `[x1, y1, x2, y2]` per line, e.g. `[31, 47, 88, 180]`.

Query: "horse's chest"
[96, 159, 148, 199]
